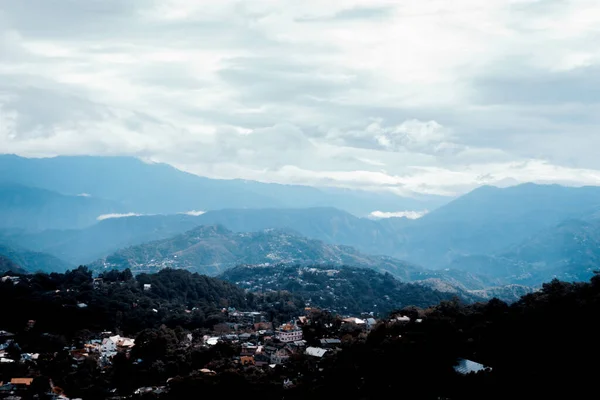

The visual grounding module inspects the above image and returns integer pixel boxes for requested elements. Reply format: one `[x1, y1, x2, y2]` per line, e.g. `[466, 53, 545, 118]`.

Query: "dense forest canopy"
[220, 264, 476, 315]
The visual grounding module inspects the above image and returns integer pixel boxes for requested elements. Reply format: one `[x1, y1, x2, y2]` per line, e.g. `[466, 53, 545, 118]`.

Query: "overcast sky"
[1, 0, 600, 196]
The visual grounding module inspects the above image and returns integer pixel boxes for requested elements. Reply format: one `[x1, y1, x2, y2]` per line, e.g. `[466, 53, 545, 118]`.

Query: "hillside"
[0, 243, 72, 273]
[2, 214, 204, 265]
[0, 267, 253, 336]
[0, 208, 411, 266]
[0, 155, 446, 216]
[194, 207, 401, 254]
[448, 215, 600, 286]
[0, 254, 25, 274]
[390, 183, 600, 267]
[220, 264, 480, 315]
[89, 225, 429, 279]
[0, 183, 124, 231]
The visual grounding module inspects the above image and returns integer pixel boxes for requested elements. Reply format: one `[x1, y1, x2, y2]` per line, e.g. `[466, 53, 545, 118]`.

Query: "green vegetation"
[0, 243, 71, 273]
[89, 225, 428, 280]
[221, 264, 477, 315]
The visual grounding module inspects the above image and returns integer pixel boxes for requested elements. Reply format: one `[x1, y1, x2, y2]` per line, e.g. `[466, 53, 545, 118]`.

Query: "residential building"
[275, 322, 303, 343]
[271, 348, 292, 364]
[305, 347, 327, 358]
[454, 358, 491, 375]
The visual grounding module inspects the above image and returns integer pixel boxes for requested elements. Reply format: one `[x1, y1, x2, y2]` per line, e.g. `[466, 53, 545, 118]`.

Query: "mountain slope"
[392, 183, 600, 267]
[448, 215, 600, 286]
[2, 214, 205, 265]
[0, 183, 124, 230]
[0, 155, 446, 216]
[0, 254, 25, 274]
[193, 207, 401, 254]
[0, 244, 72, 273]
[220, 264, 482, 314]
[89, 225, 427, 278]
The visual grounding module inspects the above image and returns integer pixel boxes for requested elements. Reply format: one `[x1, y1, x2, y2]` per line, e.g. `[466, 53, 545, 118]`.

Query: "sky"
[1, 0, 600, 197]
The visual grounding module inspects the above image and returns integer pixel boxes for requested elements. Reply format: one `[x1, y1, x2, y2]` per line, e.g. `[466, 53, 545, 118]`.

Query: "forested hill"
[0, 243, 71, 274]
[0, 267, 258, 336]
[0, 254, 25, 274]
[89, 225, 428, 279]
[220, 264, 481, 315]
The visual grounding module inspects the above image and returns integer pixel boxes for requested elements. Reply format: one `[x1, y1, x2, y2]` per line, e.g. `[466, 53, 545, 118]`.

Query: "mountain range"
[0, 243, 71, 274]
[88, 224, 429, 279]
[0, 154, 445, 218]
[4, 154, 600, 295]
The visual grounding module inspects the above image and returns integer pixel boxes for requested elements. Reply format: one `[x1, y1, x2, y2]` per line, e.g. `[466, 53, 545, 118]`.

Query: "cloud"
[369, 210, 429, 220]
[180, 210, 205, 216]
[97, 213, 143, 221]
[1, 0, 600, 196]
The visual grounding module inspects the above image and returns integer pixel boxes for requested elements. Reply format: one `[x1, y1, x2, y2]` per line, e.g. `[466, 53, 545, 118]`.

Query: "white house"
[101, 336, 119, 356]
[454, 358, 491, 375]
[305, 347, 327, 358]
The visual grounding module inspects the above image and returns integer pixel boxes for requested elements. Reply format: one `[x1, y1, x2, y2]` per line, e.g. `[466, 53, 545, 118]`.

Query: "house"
[366, 318, 377, 329]
[392, 315, 411, 323]
[275, 322, 303, 343]
[205, 337, 220, 346]
[305, 347, 327, 358]
[20, 353, 39, 362]
[240, 356, 255, 366]
[271, 348, 292, 364]
[254, 322, 273, 331]
[320, 338, 341, 348]
[101, 336, 118, 354]
[77, 303, 88, 308]
[342, 317, 366, 325]
[143, 284, 151, 291]
[199, 368, 216, 375]
[100, 335, 134, 357]
[454, 358, 491, 375]
[254, 353, 270, 367]
[10, 378, 33, 386]
[241, 343, 258, 356]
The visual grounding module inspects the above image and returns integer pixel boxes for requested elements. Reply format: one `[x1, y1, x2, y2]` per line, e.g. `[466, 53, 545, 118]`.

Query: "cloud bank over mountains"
[1, 0, 600, 196]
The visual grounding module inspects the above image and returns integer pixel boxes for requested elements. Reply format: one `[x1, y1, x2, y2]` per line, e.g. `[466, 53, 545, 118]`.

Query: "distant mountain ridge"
[447, 214, 600, 286]
[0, 243, 71, 274]
[89, 224, 428, 278]
[0, 183, 124, 230]
[1, 214, 205, 265]
[0, 155, 446, 217]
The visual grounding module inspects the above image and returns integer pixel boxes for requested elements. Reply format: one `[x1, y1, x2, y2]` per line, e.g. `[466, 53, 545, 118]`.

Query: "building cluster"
[0, 328, 136, 400]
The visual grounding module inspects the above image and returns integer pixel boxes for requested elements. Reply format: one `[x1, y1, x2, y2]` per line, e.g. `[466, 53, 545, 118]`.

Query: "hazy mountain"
[220, 264, 483, 314]
[1, 208, 404, 266]
[448, 215, 600, 286]
[0, 244, 72, 274]
[391, 183, 600, 267]
[0, 155, 447, 216]
[89, 225, 426, 278]
[0, 183, 124, 230]
[0, 254, 25, 274]
[2, 214, 205, 265]
[193, 207, 402, 253]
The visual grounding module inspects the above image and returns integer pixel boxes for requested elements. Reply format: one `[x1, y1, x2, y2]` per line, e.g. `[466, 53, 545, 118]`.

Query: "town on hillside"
[1, 300, 455, 399]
